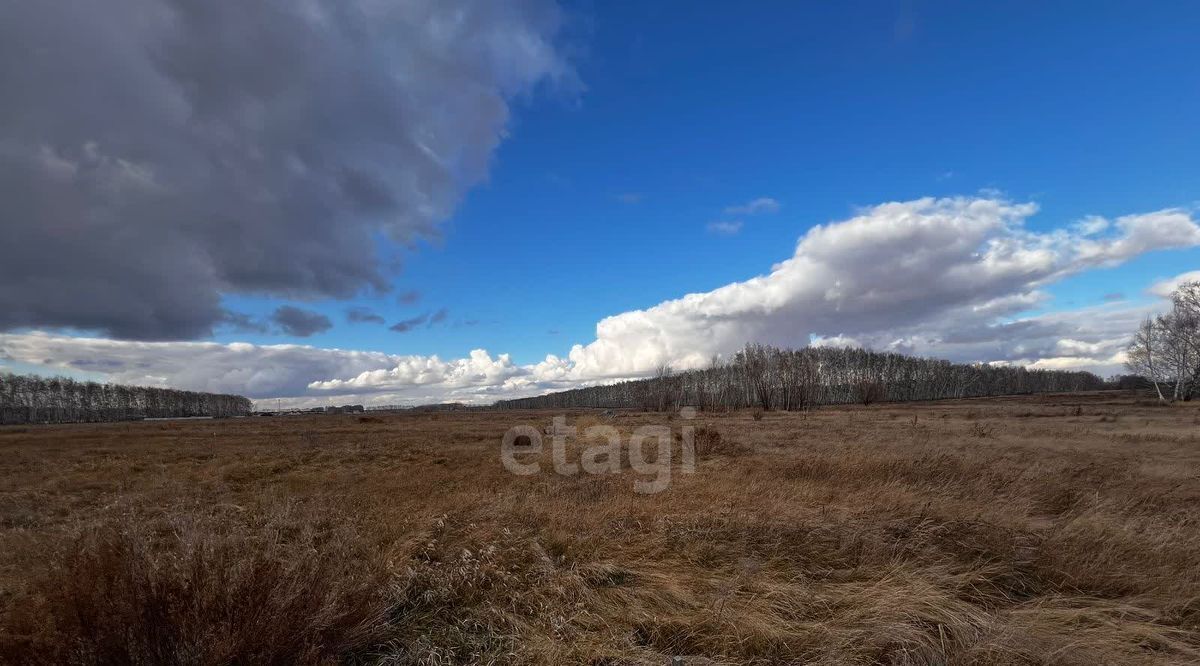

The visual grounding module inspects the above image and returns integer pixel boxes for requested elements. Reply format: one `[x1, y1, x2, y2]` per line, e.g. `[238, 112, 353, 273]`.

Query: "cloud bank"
[0, 0, 570, 339]
[555, 198, 1198, 380]
[3, 197, 1196, 406]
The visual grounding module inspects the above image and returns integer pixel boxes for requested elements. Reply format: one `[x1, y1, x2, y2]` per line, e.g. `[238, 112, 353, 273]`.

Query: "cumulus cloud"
[308, 349, 522, 394]
[1071, 210, 1200, 267]
[725, 197, 781, 216]
[0, 0, 570, 340]
[554, 198, 1200, 380]
[2, 197, 1196, 405]
[396, 290, 422, 306]
[1149, 270, 1200, 298]
[270, 306, 331, 338]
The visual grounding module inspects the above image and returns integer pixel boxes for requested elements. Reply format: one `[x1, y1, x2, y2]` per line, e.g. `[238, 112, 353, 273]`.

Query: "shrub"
[969, 422, 996, 438]
[2, 515, 393, 665]
[686, 427, 745, 458]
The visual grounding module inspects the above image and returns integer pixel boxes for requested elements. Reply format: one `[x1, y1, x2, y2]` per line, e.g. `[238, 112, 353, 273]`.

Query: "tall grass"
[1, 392, 1198, 664]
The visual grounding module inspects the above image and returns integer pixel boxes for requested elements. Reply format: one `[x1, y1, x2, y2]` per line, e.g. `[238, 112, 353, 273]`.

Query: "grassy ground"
[0, 391, 1198, 664]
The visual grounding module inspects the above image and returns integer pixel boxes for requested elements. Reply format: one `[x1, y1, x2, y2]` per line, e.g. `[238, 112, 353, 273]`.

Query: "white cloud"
[0, 333, 391, 398]
[724, 197, 781, 216]
[1149, 270, 1200, 298]
[1027, 352, 1128, 372]
[706, 220, 743, 235]
[1055, 338, 1110, 357]
[2, 197, 1196, 404]
[307, 349, 523, 392]
[0, 333, 573, 407]
[1073, 215, 1110, 236]
[1072, 210, 1200, 267]
[553, 198, 1199, 380]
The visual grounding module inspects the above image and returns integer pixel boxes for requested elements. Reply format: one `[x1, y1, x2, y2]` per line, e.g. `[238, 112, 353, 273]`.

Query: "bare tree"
[653, 363, 676, 412]
[1126, 318, 1169, 402]
[497, 343, 1104, 411]
[0, 373, 252, 424]
[1125, 282, 1200, 402]
[1174, 282, 1200, 400]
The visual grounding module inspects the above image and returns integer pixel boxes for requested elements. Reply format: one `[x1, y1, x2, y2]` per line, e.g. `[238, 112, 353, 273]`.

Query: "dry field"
[0, 392, 1198, 665]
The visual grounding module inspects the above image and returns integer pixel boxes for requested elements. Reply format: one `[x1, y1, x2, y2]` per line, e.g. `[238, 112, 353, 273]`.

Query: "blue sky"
[2, 0, 1198, 404]
[211, 1, 1199, 364]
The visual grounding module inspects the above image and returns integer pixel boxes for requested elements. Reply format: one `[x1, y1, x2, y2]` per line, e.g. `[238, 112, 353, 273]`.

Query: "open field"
[1, 392, 1199, 664]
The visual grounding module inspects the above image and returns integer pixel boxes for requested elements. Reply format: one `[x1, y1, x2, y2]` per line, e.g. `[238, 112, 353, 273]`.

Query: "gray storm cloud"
[270, 306, 332, 338]
[0, 0, 570, 339]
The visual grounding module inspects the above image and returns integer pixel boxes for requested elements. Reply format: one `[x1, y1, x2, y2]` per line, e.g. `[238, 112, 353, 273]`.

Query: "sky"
[1, 0, 1198, 406]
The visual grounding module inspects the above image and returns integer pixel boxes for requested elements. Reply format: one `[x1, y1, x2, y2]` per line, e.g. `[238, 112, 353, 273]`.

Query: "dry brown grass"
[1, 392, 1198, 664]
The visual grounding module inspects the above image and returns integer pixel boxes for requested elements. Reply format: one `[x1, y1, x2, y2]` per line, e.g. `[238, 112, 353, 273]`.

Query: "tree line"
[495, 343, 1105, 411]
[1126, 281, 1200, 402]
[0, 373, 252, 424]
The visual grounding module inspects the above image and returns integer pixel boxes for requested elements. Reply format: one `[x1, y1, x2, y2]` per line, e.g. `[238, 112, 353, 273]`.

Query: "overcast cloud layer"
[0, 0, 568, 339]
[2, 197, 1197, 407]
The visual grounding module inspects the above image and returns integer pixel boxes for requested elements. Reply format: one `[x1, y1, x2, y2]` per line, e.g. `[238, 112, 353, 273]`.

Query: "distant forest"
[0, 373, 252, 425]
[495, 344, 1106, 411]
